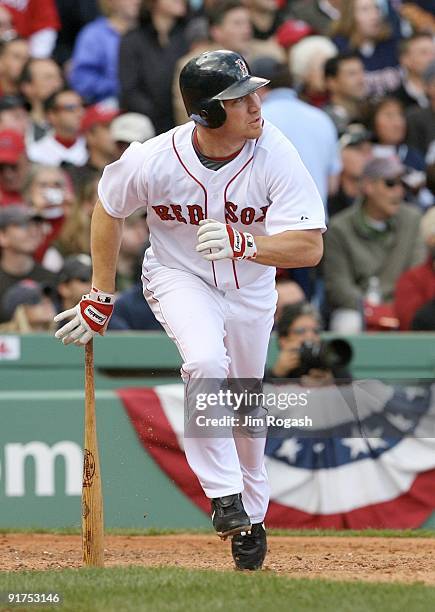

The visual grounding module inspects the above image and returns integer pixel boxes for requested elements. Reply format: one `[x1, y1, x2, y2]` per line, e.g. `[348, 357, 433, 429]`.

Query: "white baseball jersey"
[98, 119, 326, 291]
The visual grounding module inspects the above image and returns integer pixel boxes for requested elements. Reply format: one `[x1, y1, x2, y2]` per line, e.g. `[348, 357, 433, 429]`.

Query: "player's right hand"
[54, 288, 115, 346]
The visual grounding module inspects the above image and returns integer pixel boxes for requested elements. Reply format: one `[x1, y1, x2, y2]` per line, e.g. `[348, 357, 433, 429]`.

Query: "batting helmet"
[179, 50, 270, 129]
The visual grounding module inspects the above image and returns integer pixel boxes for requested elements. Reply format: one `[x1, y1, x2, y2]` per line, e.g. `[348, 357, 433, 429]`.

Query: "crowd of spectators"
[0, 0, 434, 334]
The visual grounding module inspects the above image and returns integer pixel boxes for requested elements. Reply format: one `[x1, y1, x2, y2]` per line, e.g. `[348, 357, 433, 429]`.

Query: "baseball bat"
[82, 339, 104, 567]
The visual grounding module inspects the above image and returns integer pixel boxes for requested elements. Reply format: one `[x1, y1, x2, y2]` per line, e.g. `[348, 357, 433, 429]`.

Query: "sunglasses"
[383, 177, 403, 188]
[291, 326, 322, 335]
[54, 103, 83, 112]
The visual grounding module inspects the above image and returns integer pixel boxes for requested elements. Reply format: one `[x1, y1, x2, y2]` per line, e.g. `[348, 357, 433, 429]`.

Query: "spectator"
[365, 95, 426, 170]
[19, 57, 64, 142]
[65, 104, 118, 188]
[27, 88, 87, 167]
[0, 279, 56, 332]
[0, 204, 56, 322]
[275, 278, 305, 324]
[0, 5, 16, 42]
[244, 0, 288, 41]
[53, 0, 99, 66]
[69, 0, 141, 106]
[119, 0, 189, 134]
[54, 172, 98, 258]
[323, 156, 425, 332]
[0, 0, 60, 58]
[406, 60, 435, 157]
[392, 33, 435, 110]
[22, 164, 71, 267]
[0, 129, 29, 205]
[395, 206, 435, 330]
[0, 94, 30, 135]
[0, 37, 29, 96]
[287, 0, 342, 36]
[259, 57, 341, 207]
[55, 254, 92, 313]
[411, 299, 435, 330]
[288, 35, 337, 106]
[116, 210, 149, 290]
[323, 51, 367, 135]
[331, 0, 401, 96]
[328, 124, 373, 217]
[109, 250, 163, 330]
[110, 112, 155, 158]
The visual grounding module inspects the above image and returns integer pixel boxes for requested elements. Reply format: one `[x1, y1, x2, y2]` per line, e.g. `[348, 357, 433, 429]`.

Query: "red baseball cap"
[81, 105, 119, 132]
[0, 129, 26, 164]
[276, 20, 313, 49]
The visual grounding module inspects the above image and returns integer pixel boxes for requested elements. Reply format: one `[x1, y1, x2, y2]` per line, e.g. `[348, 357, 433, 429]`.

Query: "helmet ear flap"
[201, 99, 227, 129]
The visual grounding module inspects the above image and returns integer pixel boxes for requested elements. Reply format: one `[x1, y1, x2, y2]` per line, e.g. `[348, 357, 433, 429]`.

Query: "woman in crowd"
[365, 95, 426, 170]
[119, 0, 189, 134]
[332, 0, 402, 96]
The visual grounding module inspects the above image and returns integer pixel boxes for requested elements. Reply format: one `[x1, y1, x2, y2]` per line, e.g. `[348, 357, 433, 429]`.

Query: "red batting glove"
[54, 287, 115, 346]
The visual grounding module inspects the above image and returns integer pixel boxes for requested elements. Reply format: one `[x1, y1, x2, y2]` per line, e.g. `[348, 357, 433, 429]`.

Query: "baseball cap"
[0, 129, 25, 164]
[423, 60, 435, 84]
[0, 204, 43, 229]
[251, 56, 284, 82]
[275, 19, 313, 49]
[421, 207, 435, 242]
[110, 113, 155, 144]
[57, 254, 92, 284]
[81, 105, 119, 132]
[339, 124, 372, 149]
[1, 280, 52, 320]
[0, 94, 27, 113]
[362, 156, 406, 180]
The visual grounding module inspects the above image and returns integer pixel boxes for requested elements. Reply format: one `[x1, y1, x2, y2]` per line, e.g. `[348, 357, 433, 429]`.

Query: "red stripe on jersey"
[172, 129, 217, 288]
[223, 154, 254, 290]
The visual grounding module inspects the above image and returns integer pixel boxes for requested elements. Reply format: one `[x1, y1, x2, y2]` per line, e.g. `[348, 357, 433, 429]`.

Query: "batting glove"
[54, 287, 115, 346]
[196, 219, 257, 262]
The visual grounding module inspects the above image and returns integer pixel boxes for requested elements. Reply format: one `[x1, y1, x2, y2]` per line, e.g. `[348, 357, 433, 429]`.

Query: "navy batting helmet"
[179, 50, 269, 129]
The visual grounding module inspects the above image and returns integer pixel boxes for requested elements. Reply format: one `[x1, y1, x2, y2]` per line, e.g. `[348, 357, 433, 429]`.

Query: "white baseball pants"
[142, 256, 276, 523]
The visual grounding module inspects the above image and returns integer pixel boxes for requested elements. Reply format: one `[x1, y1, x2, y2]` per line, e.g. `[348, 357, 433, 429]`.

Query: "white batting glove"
[54, 287, 115, 346]
[196, 219, 257, 262]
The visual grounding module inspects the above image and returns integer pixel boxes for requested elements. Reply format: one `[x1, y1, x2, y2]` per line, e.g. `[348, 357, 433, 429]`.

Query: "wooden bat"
[82, 339, 104, 567]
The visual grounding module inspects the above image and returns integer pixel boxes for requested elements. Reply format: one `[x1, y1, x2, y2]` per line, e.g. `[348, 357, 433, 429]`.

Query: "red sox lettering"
[152, 202, 269, 226]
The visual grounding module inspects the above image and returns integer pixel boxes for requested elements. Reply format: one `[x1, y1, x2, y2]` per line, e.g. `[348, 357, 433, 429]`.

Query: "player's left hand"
[196, 219, 257, 261]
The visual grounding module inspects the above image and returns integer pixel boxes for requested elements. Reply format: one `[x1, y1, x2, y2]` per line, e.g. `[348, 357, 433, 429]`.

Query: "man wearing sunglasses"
[27, 87, 87, 167]
[324, 155, 426, 333]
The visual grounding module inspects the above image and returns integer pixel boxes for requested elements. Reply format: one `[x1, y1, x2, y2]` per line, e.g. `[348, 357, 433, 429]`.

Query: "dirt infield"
[1, 534, 434, 584]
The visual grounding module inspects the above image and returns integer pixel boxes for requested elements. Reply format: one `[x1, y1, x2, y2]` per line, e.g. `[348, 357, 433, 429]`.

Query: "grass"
[1, 527, 435, 538]
[0, 566, 434, 612]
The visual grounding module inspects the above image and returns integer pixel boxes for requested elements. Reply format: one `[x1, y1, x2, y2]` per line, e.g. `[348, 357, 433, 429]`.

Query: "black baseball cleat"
[231, 522, 267, 570]
[211, 494, 251, 539]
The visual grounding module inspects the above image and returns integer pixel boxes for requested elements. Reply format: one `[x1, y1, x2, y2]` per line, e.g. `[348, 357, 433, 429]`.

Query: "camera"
[299, 339, 353, 373]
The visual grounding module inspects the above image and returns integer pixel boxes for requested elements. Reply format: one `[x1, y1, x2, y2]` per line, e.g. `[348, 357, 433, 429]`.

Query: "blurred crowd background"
[0, 0, 434, 337]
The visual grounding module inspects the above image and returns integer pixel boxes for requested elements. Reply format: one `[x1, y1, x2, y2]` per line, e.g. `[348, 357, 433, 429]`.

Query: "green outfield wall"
[0, 332, 434, 529]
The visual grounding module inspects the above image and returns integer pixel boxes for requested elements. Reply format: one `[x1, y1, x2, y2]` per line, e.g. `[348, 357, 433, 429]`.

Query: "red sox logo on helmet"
[235, 58, 249, 77]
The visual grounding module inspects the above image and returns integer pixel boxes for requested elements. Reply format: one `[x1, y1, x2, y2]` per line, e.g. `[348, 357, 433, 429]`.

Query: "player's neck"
[195, 126, 246, 160]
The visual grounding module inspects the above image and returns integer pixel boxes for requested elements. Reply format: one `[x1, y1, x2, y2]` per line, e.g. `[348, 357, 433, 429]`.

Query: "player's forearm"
[254, 229, 323, 268]
[90, 199, 124, 292]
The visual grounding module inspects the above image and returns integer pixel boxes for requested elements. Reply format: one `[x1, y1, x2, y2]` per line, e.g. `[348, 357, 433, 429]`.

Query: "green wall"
[0, 332, 434, 529]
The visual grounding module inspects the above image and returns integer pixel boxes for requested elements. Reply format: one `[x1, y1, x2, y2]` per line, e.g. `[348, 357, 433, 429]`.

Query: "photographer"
[267, 301, 352, 386]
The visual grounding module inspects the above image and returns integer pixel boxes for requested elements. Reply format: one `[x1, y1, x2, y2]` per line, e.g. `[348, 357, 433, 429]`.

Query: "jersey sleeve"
[264, 138, 326, 235]
[98, 142, 147, 218]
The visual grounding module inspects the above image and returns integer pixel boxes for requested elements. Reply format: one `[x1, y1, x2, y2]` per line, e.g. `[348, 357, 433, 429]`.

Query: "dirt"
[1, 534, 434, 584]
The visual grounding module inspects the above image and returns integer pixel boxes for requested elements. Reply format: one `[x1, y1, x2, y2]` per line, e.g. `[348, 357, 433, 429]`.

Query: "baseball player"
[54, 50, 326, 570]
